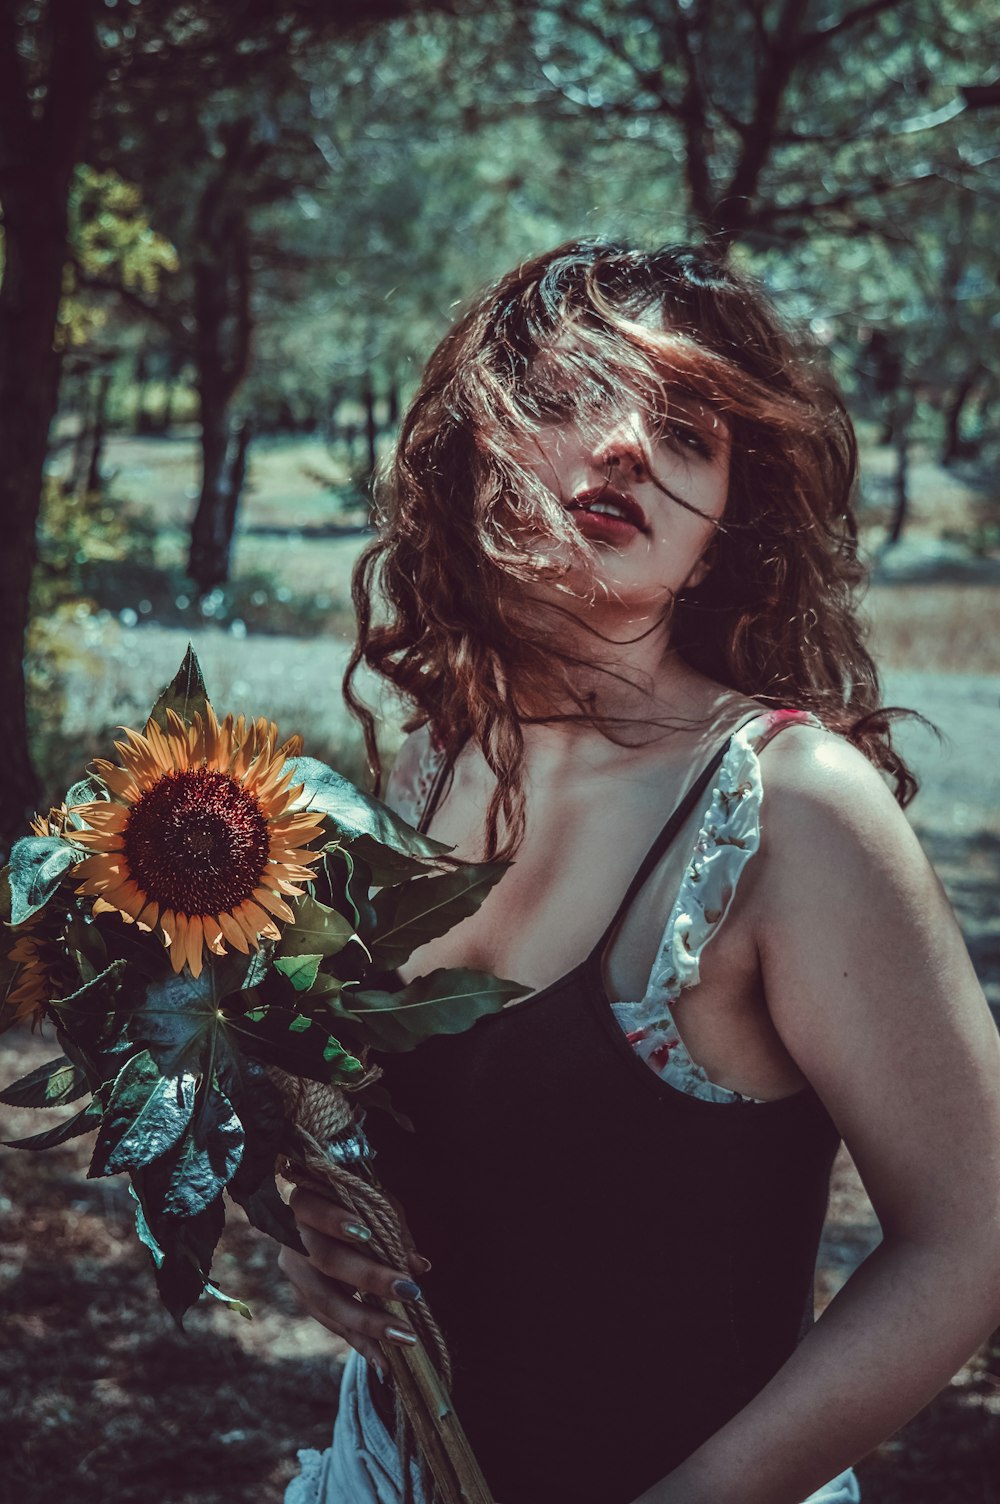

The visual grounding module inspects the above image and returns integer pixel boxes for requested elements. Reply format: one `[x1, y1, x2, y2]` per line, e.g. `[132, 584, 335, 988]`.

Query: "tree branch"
[667, 0, 715, 225]
[800, 0, 910, 53]
[553, 2, 687, 122]
[710, 0, 811, 241]
[753, 163, 942, 226]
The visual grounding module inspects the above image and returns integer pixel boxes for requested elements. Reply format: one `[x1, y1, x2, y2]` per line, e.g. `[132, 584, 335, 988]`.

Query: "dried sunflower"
[68, 703, 326, 978]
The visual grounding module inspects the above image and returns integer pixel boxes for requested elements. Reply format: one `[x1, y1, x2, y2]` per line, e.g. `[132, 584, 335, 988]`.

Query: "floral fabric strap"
[611, 708, 823, 1103]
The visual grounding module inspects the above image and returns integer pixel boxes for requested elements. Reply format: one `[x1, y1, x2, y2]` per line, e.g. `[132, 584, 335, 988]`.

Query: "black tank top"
[363, 723, 841, 1504]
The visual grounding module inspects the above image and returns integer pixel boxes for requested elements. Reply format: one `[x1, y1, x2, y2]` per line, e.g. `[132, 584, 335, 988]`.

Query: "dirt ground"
[3, 436, 999, 1503]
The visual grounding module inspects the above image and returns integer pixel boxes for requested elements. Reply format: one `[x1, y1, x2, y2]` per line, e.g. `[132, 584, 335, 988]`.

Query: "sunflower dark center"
[123, 767, 270, 917]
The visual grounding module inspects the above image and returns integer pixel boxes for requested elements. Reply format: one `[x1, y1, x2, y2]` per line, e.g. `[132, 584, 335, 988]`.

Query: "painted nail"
[392, 1278, 423, 1303]
[386, 1326, 417, 1345]
[413, 1254, 432, 1273]
[343, 1222, 371, 1243]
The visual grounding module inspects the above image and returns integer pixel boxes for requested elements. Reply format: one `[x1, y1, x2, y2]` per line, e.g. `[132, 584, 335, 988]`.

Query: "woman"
[281, 242, 1000, 1504]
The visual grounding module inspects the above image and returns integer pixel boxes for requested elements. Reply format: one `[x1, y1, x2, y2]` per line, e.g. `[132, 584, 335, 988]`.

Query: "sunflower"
[68, 704, 326, 979]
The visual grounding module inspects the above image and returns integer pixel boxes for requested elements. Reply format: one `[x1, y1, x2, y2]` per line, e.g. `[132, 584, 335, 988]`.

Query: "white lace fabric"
[611, 708, 820, 1104]
[389, 709, 822, 1106]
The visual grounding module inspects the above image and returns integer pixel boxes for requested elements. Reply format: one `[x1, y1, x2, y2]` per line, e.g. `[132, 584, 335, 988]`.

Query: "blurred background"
[0, 2, 997, 1500]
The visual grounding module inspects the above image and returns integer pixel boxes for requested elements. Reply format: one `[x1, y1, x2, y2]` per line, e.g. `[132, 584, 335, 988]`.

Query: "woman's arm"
[634, 728, 1000, 1504]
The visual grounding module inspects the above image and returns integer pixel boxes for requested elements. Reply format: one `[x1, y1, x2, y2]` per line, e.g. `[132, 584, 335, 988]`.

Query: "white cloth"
[285, 1350, 863, 1503]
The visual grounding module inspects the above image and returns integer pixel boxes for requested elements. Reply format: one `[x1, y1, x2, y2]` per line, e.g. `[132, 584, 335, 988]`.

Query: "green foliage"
[59, 165, 178, 351]
[0, 1055, 90, 1110]
[145, 642, 211, 733]
[32, 477, 153, 615]
[283, 755, 452, 861]
[368, 863, 509, 970]
[0, 646, 528, 1321]
[339, 968, 529, 1053]
[6, 837, 81, 926]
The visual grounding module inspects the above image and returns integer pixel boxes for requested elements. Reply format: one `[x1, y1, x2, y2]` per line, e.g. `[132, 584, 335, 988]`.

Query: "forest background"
[0, 1, 998, 1501]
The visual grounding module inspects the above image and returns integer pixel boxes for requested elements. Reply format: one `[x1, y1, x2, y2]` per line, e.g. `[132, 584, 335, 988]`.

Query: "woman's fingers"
[279, 1185, 426, 1360]
[290, 1184, 431, 1278]
[279, 1242, 421, 1352]
[295, 1221, 423, 1306]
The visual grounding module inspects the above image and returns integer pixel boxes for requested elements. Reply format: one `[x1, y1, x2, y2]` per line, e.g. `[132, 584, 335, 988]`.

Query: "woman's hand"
[278, 1185, 430, 1372]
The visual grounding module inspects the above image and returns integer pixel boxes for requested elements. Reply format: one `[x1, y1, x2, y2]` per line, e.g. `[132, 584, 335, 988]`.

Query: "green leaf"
[7, 836, 79, 924]
[135, 1181, 226, 1327]
[129, 952, 251, 1076]
[227, 1002, 364, 1086]
[283, 757, 451, 862]
[280, 892, 355, 959]
[145, 643, 210, 733]
[343, 968, 529, 1053]
[318, 847, 375, 935]
[47, 960, 134, 1077]
[0, 1054, 90, 1108]
[95, 913, 171, 981]
[160, 1082, 244, 1218]
[88, 1048, 197, 1178]
[3, 1099, 102, 1151]
[230, 1176, 305, 1255]
[368, 862, 510, 970]
[130, 1186, 165, 1269]
[204, 1280, 252, 1320]
[64, 777, 108, 823]
[274, 952, 324, 992]
[341, 834, 437, 888]
[224, 1057, 292, 1213]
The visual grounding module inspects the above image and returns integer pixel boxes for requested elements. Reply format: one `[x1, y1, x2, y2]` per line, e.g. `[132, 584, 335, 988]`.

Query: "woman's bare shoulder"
[755, 718, 915, 857]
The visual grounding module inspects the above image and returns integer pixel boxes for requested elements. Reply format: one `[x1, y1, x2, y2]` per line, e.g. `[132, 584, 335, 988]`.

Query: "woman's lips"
[565, 485, 648, 545]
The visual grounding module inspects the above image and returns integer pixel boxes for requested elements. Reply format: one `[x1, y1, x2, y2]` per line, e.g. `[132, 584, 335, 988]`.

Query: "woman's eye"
[661, 418, 714, 460]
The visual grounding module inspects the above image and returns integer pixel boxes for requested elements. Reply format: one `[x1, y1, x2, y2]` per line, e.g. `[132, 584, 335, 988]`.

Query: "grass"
[863, 583, 1000, 675]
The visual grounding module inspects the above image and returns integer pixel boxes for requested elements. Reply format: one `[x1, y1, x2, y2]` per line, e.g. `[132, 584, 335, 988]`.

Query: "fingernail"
[386, 1326, 417, 1345]
[367, 1357, 387, 1384]
[344, 1222, 371, 1243]
[413, 1254, 432, 1273]
[392, 1278, 423, 1303]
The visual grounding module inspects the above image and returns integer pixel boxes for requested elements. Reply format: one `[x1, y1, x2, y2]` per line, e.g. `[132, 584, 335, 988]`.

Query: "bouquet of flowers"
[0, 646, 523, 1504]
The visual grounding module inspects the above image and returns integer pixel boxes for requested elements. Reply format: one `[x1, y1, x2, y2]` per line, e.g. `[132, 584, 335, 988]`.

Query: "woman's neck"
[515, 617, 739, 766]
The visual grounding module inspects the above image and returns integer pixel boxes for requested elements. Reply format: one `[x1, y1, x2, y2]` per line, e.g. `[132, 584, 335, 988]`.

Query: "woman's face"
[512, 362, 731, 614]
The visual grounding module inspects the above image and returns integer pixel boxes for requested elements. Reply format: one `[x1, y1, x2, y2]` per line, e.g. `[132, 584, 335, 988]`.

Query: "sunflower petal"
[235, 899, 274, 936]
[252, 887, 295, 924]
[184, 917, 205, 979]
[217, 910, 250, 953]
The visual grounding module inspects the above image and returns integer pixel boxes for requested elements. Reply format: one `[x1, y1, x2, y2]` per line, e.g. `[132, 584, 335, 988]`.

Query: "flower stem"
[379, 1298, 497, 1504]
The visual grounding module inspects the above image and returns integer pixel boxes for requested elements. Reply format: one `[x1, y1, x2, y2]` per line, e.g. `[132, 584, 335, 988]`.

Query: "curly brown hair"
[345, 239, 916, 858]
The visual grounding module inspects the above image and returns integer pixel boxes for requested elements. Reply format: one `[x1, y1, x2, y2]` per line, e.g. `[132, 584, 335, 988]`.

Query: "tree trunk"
[185, 129, 256, 596]
[0, 0, 100, 860]
[133, 346, 155, 435]
[886, 392, 915, 549]
[941, 364, 981, 466]
[387, 380, 400, 429]
[85, 368, 113, 495]
[363, 380, 379, 480]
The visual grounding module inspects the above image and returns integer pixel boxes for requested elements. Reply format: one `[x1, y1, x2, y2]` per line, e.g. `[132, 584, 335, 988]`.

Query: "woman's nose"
[591, 410, 649, 480]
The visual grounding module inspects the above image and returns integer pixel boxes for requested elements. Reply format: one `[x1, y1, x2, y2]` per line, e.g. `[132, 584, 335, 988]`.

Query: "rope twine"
[271, 1072, 453, 1504]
